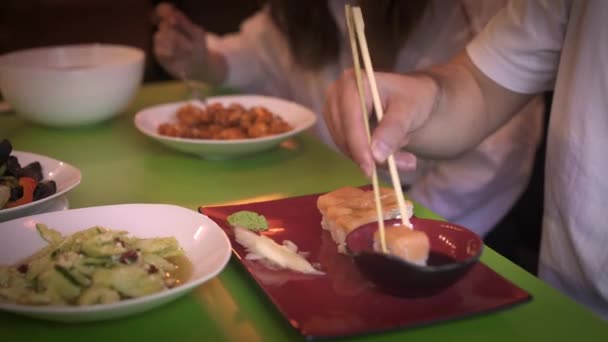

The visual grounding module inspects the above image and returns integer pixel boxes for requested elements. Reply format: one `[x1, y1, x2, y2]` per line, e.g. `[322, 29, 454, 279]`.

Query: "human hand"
[323, 69, 439, 177]
[153, 3, 209, 81]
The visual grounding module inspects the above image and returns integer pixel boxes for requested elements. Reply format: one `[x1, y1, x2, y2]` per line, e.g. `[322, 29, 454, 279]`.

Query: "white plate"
[134, 95, 317, 159]
[43, 196, 70, 213]
[0, 151, 81, 222]
[0, 203, 232, 322]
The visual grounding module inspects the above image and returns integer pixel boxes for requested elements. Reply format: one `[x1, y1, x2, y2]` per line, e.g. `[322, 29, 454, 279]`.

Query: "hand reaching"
[153, 3, 211, 82]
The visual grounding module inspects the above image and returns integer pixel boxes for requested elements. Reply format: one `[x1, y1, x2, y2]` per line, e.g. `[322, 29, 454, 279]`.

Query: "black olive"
[9, 185, 23, 201]
[0, 139, 11, 164]
[33, 180, 57, 200]
[19, 162, 43, 182]
[5, 156, 21, 178]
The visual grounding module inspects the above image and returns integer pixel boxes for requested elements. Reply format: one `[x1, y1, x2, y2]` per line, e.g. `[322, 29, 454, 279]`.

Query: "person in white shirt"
[324, 0, 607, 319]
[153, 0, 544, 238]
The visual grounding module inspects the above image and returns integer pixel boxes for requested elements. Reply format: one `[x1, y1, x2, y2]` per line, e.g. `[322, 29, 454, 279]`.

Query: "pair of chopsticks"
[344, 5, 412, 253]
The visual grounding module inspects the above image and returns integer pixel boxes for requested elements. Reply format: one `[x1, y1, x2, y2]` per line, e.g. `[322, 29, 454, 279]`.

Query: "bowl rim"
[345, 216, 484, 272]
[0, 43, 145, 71]
[134, 96, 318, 146]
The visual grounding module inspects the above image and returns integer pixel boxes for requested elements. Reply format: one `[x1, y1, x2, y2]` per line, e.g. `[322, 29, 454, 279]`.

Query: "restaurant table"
[1, 81, 606, 342]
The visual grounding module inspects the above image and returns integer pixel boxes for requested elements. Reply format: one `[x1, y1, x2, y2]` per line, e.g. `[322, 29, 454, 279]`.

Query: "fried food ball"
[248, 122, 270, 138]
[157, 103, 293, 140]
[176, 104, 206, 126]
[252, 106, 272, 124]
[269, 119, 292, 134]
[217, 127, 247, 140]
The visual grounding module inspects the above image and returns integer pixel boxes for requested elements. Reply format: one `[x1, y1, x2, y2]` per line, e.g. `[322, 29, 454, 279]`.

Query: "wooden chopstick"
[347, 6, 413, 230]
[345, 4, 387, 253]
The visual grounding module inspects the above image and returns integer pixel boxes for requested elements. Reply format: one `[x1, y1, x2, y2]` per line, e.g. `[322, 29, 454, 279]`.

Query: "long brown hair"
[267, 0, 429, 70]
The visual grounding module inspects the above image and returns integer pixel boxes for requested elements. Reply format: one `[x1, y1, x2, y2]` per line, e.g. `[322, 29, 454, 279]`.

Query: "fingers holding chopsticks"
[324, 70, 433, 176]
[324, 69, 375, 176]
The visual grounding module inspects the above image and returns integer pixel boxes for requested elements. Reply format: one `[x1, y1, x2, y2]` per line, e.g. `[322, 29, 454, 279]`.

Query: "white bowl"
[0, 44, 144, 127]
[134, 96, 317, 159]
[0, 151, 81, 222]
[0, 204, 232, 322]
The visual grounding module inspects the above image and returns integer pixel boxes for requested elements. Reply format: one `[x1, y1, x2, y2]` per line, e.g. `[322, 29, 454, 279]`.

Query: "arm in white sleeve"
[406, 0, 550, 235]
[206, 5, 296, 96]
[408, 97, 544, 236]
[466, 0, 569, 93]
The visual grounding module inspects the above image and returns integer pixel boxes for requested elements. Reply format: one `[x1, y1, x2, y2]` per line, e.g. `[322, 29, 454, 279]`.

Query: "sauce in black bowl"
[346, 217, 483, 298]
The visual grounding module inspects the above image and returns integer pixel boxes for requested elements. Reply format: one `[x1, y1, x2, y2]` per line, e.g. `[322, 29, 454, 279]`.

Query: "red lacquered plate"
[200, 191, 531, 339]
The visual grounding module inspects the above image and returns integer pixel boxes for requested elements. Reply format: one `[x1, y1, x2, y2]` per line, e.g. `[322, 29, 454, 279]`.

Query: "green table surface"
[1, 81, 606, 342]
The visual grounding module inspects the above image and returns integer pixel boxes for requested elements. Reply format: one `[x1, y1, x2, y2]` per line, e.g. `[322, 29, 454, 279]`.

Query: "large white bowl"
[0, 151, 81, 222]
[134, 96, 317, 159]
[0, 204, 232, 322]
[0, 44, 144, 127]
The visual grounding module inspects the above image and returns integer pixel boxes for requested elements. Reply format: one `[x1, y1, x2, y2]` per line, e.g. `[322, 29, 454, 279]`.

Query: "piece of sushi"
[317, 187, 414, 253]
[373, 225, 430, 266]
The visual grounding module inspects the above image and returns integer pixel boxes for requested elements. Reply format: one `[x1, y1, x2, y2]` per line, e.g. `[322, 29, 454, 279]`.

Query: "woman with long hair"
[153, 0, 544, 238]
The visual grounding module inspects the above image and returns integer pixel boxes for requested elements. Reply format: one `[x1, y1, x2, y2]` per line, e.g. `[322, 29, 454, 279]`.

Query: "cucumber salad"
[0, 224, 188, 306]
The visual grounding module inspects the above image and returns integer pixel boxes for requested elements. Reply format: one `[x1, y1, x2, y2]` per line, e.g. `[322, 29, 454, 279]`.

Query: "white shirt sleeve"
[205, 6, 268, 88]
[403, 0, 544, 236]
[460, 0, 508, 34]
[466, 0, 571, 94]
[205, 6, 295, 96]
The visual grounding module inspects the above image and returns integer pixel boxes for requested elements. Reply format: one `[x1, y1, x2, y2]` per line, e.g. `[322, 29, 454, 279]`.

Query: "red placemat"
[200, 191, 531, 339]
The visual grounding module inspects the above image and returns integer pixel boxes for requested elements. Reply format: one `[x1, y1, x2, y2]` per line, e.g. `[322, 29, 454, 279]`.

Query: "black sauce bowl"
[345, 217, 483, 297]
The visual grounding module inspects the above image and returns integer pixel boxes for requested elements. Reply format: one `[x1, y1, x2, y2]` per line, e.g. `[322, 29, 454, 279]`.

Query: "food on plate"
[157, 102, 293, 140]
[374, 225, 429, 266]
[0, 223, 189, 306]
[317, 186, 408, 253]
[227, 210, 268, 232]
[0, 139, 57, 210]
[229, 211, 323, 275]
[317, 187, 429, 265]
[234, 227, 324, 275]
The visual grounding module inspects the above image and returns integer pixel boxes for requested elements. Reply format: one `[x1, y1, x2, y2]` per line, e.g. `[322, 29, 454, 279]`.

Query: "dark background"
[0, 0, 261, 82]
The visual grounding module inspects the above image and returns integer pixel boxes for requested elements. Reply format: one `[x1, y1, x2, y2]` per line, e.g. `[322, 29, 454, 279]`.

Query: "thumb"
[370, 100, 412, 164]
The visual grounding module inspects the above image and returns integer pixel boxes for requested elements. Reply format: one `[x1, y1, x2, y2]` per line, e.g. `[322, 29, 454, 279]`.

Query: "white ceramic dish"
[0, 203, 231, 322]
[0, 151, 81, 222]
[14, 196, 70, 218]
[0, 44, 144, 126]
[134, 95, 317, 159]
[40, 196, 70, 214]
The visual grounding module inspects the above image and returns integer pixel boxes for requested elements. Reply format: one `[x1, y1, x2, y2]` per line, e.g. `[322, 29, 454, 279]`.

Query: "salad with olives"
[0, 139, 57, 210]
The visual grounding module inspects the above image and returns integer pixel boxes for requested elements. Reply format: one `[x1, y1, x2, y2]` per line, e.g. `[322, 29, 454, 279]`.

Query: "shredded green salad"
[0, 224, 186, 306]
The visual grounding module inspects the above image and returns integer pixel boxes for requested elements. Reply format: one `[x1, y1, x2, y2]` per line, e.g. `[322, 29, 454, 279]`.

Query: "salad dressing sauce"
[167, 255, 193, 286]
